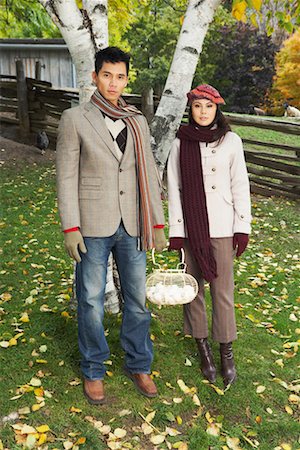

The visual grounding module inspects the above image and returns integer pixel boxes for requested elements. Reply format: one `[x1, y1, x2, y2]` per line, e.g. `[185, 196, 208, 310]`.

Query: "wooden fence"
[1, 68, 299, 200]
[225, 115, 300, 200]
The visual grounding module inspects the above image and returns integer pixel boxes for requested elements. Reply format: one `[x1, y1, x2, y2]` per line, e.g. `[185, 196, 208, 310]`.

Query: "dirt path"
[0, 124, 55, 168]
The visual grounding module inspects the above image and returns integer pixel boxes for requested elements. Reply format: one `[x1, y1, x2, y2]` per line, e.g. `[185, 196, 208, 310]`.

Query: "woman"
[167, 84, 251, 387]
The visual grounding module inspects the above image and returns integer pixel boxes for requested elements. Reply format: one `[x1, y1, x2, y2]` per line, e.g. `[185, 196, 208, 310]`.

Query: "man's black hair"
[95, 47, 130, 75]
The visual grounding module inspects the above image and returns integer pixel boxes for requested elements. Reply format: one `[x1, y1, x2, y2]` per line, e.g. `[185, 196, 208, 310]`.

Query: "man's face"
[92, 61, 128, 105]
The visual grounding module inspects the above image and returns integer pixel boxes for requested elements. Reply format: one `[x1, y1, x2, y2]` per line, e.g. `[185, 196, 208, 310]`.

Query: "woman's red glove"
[168, 237, 185, 251]
[233, 233, 249, 257]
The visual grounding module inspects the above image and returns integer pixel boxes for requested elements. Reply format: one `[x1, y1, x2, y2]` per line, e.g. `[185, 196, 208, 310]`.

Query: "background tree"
[0, 0, 60, 37]
[194, 13, 278, 112]
[273, 28, 300, 107]
[125, 1, 183, 97]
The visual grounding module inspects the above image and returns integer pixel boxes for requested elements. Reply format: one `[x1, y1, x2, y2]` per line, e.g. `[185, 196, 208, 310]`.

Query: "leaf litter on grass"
[1, 168, 299, 449]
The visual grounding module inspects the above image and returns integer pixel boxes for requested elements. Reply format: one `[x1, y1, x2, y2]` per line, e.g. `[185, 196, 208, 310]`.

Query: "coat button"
[120, 191, 124, 195]
[212, 185, 216, 189]
[178, 219, 182, 223]
[241, 214, 244, 218]
[212, 167, 216, 172]
[119, 168, 123, 172]
[212, 149, 216, 154]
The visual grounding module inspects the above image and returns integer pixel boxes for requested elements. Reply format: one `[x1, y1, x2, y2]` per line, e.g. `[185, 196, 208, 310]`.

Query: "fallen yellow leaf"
[36, 425, 50, 433]
[69, 406, 82, 413]
[150, 434, 165, 444]
[176, 415, 183, 425]
[288, 394, 300, 404]
[20, 312, 30, 323]
[177, 379, 191, 394]
[30, 377, 41, 387]
[145, 410, 156, 423]
[192, 394, 201, 406]
[114, 428, 126, 438]
[141, 422, 153, 435]
[32, 402, 45, 411]
[206, 422, 221, 436]
[256, 385, 266, 394]
[37, 433, 48, 445]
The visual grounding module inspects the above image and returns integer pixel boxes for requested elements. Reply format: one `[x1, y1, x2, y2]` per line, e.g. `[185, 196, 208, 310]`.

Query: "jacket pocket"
[80, 177, 102, 188]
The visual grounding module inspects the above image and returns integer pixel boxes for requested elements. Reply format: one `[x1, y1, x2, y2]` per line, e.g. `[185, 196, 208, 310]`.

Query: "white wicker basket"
[146, 249, 198, 306]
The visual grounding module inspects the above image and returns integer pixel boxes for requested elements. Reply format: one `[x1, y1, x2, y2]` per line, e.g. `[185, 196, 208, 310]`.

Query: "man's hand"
[64, 230, 87, 262]
[233, 233, 249, 258]
[154, 228, 167, 252]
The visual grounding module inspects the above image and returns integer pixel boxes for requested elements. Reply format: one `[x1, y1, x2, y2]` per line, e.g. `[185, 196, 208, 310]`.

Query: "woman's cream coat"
[167, 131, 251, 238]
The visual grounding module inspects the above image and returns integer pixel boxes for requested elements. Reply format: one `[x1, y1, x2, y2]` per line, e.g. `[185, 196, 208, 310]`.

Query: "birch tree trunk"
[151, 0, 222, 171]
[39, 0, 108, 102]
[40, 0, 120, 312]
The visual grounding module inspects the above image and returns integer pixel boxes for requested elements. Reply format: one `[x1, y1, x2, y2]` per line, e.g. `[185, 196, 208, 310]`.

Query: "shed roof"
[0, 38, 67, 49]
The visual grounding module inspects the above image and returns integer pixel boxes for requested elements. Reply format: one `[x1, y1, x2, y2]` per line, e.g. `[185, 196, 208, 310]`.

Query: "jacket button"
[241, 214, 244, 218]
[212, 167, 216, 172]
[212, 185, 216, 189]
[120, 191, 124, 195]
[178, 219, 182, 223]
[212, 149, 216, 154]
[119, 168, 123, 172]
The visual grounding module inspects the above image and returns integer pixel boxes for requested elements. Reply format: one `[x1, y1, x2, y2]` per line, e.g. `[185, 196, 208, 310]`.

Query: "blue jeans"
[76, 222, 153, 380]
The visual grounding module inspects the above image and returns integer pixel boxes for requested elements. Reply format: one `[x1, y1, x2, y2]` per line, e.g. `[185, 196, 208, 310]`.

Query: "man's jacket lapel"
[83, 102, 120, 161]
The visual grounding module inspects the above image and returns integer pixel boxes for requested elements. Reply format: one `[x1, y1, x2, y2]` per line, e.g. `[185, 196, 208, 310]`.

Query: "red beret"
[187, 84, 225, 105]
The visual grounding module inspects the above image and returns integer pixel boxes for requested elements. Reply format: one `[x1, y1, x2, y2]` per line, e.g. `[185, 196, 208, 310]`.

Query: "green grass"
[231, 125, 300, 149]
[0, 163, 299, 450]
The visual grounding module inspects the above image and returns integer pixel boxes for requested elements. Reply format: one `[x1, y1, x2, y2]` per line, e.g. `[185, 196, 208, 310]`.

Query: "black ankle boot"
[195, 338, 216, 383]
[220, 342, 237, 387]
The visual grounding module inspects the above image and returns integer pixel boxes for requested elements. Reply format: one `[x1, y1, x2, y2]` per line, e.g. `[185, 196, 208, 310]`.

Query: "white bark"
[82, 0, 108, 49]
[151, 0, 222, 171]
[39, 0, 107, 102]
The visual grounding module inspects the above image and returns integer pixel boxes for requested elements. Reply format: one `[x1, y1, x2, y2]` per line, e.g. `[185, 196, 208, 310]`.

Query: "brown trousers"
[183, 238, 237, 343]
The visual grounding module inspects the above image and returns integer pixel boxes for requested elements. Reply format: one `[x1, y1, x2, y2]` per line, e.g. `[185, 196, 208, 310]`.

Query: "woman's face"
[191, 99, 217, 127]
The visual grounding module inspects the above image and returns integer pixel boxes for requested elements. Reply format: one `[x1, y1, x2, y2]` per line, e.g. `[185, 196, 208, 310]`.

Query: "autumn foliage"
[273, 28, 300, 107]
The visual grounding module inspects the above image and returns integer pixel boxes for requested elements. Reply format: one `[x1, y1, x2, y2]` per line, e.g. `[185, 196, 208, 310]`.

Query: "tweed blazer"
[167, 131, 251, 238]
[56, 100, 164, 237]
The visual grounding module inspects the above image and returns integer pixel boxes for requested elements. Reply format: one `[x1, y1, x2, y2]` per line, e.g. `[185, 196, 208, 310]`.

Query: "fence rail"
[1, 68, 299, 200]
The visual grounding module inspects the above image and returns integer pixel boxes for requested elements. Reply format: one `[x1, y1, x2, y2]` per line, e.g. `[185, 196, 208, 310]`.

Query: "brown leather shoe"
[124, 368, 157, 398]
[83, 379, 105, 405]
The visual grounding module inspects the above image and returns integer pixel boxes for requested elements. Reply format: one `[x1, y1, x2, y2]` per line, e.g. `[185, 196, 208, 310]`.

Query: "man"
[56, 47, 166, 404]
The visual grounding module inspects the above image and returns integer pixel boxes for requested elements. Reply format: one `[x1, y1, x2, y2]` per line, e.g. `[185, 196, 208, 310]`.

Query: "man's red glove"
[168, 237, 185, 251]
[233, 233, 249, 257]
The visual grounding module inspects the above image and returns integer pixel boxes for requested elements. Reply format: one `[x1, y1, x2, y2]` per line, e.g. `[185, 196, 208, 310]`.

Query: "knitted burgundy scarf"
[177, 124, 225, 282]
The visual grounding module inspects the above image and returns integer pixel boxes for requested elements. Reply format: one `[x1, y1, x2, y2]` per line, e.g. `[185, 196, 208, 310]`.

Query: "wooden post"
[35, 60, 41, 80]
[141, 87, 154, 124]
[16, 60, 30, 136]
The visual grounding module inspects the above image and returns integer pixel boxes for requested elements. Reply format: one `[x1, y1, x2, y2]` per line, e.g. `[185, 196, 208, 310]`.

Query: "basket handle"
[177, 248, 187, 271]
[151, 248, 162, 269]
[152, 248, 187, 271]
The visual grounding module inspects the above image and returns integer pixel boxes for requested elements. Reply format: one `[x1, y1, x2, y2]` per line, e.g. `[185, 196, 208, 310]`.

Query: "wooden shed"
[0, 38, 76, 88]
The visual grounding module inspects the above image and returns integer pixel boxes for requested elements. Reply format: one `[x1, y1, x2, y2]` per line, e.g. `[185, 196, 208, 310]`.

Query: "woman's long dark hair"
[188, 104, 231, 144]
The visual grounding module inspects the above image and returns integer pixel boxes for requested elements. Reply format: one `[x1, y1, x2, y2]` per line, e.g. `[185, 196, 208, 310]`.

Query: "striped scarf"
[90, 89, 155, 250]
